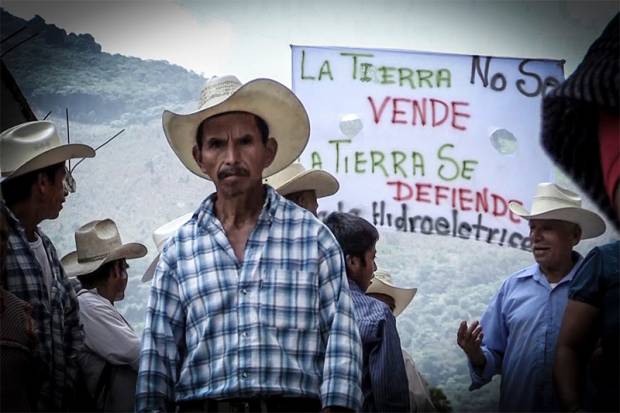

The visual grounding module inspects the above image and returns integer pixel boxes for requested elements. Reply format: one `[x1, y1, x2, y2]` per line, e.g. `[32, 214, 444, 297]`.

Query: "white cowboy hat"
[508, 182, 605, 239]
[61, 219, 147, 278]
[0, 121, 95, 183]
[366, 270, 417, 317]
[263, 163, 339, 198]
[142, 212, 193, 282]
[162, 75, 310, 180]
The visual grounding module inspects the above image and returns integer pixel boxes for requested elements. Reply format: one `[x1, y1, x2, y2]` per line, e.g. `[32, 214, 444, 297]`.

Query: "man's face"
[286, 190, 319, 216]
[111, 259, 129, 302]
[368, 292, 396, 313]
[529, 219, 580, 272]
[42, 165, 67, 220]
[351, 244, 377, 292]
[193, 112, 276, 198]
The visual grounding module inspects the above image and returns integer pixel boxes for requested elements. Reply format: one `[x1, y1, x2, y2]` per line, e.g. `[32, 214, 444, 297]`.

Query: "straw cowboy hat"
[264, 163, 339, 197]
[142, 213, 193, 282]
[367, 270, 417, 317]
[62, 219, 147, 278]
[1, 121, 95, 183]
[542, 14, 619, 229]
[508, 182, 606, 239]
[162, 75, 310, 180]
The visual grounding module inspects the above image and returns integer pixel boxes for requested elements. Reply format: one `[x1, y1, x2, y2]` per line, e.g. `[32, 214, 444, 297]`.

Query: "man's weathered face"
[368, 292, 396, 313]
[42, 164, 67, 220]
[529, 219, 580, 271]
[193, 112, 276, 198]
[286, 190, 318, 216]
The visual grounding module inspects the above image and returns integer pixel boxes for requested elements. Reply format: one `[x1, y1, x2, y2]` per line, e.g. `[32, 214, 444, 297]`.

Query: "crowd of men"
[0, 13, 618, 413]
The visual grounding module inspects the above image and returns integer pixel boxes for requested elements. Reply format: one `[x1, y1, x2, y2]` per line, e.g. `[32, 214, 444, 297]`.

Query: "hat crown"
[529, 182, 582, 215]
[152, 213, 192, 252]
[264, 163, 306, 188]
[1, 121, 61, 175]
[198, 75, 242, 111]
[75, 219, 123, 262]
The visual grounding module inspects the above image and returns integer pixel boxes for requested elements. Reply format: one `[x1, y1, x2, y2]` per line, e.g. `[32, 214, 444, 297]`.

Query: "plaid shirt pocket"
[260, 270, 319, 330]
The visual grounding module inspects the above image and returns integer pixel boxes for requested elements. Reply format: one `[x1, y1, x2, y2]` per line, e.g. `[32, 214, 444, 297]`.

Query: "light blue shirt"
[469, 253, 582, 412]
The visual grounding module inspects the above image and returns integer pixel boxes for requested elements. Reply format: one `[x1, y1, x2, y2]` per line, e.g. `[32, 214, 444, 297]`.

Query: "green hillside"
[1, 9, 205, 123]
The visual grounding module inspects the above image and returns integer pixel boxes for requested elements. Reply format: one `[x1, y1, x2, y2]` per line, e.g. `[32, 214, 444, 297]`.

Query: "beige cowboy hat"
[508, 182, 606, 239]
[0, 121, 95, 183]
[142, 212, 193, 282]
[61, 219, 147, 278]
[162, 75, 310, 180]
[367, 270, 417, 317]
[263, 163, 339, 197]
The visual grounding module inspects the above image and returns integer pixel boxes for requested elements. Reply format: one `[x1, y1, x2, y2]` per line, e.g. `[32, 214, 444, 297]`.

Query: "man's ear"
[572, 225, 582, 246]
[346, 254, 359, 271]
[263, 138, 277, 169]
[34, 171, 52, 198]
[192, 144, 209, 174]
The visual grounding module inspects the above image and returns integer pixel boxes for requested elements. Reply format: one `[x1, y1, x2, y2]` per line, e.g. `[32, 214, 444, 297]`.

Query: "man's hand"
[457, 320, 486, 369]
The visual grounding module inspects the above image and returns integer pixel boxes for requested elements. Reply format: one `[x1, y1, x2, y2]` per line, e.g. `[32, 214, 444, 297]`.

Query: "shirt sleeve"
[79, 293, 141, 370]
[369, 312, 410, 412]
[569, 246, 605, 308]
[135, 243, 186, 413]
[469, 284, 507, 390]
[317, 227, 363, 410]
[62, 276, 84, 385]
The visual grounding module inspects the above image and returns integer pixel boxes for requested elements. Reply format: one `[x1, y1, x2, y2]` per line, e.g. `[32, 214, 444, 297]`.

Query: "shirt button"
[241, 288, 248, 295]
[242, 371, 248, 378]
[242, 331, 248, 337]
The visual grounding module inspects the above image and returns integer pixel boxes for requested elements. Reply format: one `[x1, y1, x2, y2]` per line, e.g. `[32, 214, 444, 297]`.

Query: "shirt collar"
[194, 185, 279, 232]
[516, 250, 583, 285]
[1, 201, 42, 242]
[348, 279, 364, 295]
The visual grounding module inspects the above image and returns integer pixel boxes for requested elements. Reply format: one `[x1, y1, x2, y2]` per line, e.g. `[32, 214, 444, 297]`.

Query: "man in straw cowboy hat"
[136, 76, 362, 412]
[325, 212, 410, 412]
[62, 219, 146, 411]
[0, 120, 95, 411]
[366, 271, 436, 413]
[457, 182, 606, 412]
[264, 162, 339, 216]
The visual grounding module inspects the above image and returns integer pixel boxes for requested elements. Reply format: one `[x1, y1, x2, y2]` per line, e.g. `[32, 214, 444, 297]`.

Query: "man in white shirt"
[62, 218, 146, 411]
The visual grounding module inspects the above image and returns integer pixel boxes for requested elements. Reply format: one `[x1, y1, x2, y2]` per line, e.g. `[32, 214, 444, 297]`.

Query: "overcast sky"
[3, 0, 618, 85]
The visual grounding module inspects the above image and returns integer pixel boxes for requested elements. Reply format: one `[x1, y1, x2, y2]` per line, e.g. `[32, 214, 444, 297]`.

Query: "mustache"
[217, 165, 250, 180]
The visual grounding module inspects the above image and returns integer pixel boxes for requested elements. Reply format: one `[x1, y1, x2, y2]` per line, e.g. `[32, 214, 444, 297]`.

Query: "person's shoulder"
[357, 292, 393, 321]
[496, 262, 538, 292]
[592, 240, 620, 259]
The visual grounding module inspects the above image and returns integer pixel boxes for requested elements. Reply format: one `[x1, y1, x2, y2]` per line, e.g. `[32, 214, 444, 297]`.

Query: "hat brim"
[508, 202, 606, 239]
[141, 253, 160, 283]
[273, 169, 339, 198]
[1, 143, 95, 183]
[61, 242, 147, 278]
[366, 279, 417, 317]
[162, 78, 310, 180]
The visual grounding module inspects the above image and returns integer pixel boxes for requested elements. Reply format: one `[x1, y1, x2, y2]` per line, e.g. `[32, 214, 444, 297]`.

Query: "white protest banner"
[291, 45, 564, 251]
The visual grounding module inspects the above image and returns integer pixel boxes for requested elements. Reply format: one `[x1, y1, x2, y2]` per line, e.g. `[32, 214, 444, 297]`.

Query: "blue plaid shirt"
[136, 187, 362, 412]
[1, 203, 83, 411]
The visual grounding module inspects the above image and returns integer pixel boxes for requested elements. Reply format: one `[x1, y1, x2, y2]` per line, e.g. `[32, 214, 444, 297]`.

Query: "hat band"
[76, 252, 109, 264]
